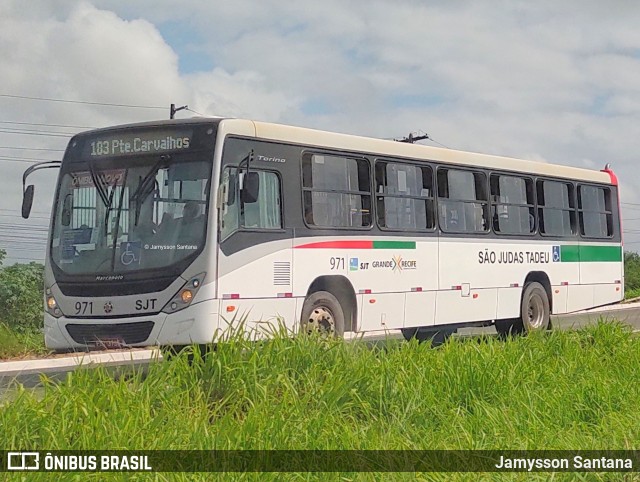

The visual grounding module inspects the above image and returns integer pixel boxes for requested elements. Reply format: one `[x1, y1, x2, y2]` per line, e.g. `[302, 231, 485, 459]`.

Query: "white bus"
[22, 118, 623, 350]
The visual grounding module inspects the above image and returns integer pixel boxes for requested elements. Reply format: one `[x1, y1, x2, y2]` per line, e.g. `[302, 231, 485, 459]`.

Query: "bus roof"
[243, 119, 612, 184]
[79, 117, 613, 184]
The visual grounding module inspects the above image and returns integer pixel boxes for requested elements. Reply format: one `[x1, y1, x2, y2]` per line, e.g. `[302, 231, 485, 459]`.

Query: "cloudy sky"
[2, 0, 640, 264]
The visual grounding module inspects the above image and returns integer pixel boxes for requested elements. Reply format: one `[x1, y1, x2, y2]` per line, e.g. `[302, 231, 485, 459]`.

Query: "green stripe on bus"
[372, 241, 416, 250]
[560, 245, 580, 262]
[560, 245, 622, 262]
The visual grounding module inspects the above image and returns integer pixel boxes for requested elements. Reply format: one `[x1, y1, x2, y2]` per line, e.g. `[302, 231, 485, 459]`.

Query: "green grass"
[1, 322, 639, 481]
[624, 287, 640, 300]
[0, 285, 636, 359]
[0, 321, 49, 359]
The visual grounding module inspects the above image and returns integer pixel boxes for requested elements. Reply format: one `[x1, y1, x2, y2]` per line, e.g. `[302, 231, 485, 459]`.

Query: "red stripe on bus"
[295, 240, 373, 249]
[602, 166, 622, 245]
[601, 166, 619, 186]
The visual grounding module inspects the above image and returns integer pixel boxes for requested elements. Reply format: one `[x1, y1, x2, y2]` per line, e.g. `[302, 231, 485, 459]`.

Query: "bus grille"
[66, 321, 155, 345]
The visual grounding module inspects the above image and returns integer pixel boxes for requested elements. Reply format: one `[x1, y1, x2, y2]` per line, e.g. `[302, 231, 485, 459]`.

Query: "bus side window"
[438, 168, 487, 233]
[490, 174, 535, 235]
[241, 170, 282, 230]
[374, 160, 434, 231]
[578, 184, 613, 238]
[302, 153, 371, 228]
[538, 180, 576, 236]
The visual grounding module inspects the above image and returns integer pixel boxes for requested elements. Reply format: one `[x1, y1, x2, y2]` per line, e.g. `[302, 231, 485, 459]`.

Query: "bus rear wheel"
[401, 327, 454, 347]
[495, 281, 550, 337]
[300, 291, 345, 337]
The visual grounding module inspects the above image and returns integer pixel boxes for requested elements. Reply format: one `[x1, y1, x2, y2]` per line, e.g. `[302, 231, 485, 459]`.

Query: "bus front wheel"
[495, 281, 550, 337]
[300, 291, 345, 337]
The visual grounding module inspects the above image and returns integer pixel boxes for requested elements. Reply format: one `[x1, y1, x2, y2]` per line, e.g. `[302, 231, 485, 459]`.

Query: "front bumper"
[44, 298, 221, 349]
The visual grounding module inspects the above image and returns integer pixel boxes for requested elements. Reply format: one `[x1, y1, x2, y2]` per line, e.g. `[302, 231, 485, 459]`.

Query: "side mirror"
[20, 160, 62, 219]
[22, 185, 35, 219]
[241, 172, 260, 204]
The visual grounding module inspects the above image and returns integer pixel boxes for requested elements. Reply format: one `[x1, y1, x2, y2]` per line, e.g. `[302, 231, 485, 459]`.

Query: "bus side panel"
[219, 298, 298, 337]
[404, 291, 437, 328]
[292, 238, 438, 332]
[566, 284, 594, 312]
[578, 244, 624, 307]
[547, 242, 579, 314]
[579, 260, 622, 285]
[593, 283, 623, 306]
[217, 239, 294, 308]
[551, 285, 568, 314]
[495, 287, 522, 319]
[434, 288, 497, 325]
[360, 292, 405, 331]
[438, 240, 500, 322]
[568, 242, 623, 311]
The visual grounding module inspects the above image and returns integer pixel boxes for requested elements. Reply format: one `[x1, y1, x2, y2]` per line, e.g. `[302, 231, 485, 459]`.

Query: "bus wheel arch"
[302, 276, 357, 335]
[495, 271, 552, 337]
[523, 271, 553, 315]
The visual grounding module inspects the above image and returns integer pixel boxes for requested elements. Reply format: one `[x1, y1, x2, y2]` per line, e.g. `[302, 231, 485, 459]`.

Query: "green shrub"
[0, 249, 45, 333]
[624, 251, 640, 294]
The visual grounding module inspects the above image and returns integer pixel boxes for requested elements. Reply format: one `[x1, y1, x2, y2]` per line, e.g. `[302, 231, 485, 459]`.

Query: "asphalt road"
[1, 301, 639, 391]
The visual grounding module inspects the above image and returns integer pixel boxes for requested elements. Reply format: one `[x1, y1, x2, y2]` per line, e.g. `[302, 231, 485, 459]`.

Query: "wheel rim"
[305, 306, 335, 335]
[526, 293, 545, 330]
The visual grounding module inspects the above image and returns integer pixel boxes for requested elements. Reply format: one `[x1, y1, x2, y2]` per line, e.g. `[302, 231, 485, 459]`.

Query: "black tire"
[401, 327, 455, 347]
[520, 282, 550, 332]
[300, 291, 345, 337]
[496, 281, 550, 337]
[161, 344, 213, 361]
[495, 318, 523, 337]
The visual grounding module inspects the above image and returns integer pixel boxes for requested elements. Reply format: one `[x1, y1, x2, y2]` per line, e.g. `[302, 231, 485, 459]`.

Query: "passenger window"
[537, 180, 576, 236]
[490, 174, 535, 235]
[437, 169, 489, 233]
[375, 161, 435, 231]
[302, 154, 371, 228]
[578, 185, 613, 238]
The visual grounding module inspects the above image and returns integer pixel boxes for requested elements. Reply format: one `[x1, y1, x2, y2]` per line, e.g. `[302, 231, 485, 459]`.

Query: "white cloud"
[3, 0, 640, 261]
[0, 1, 187, 263]
[185, 68, 300, 121]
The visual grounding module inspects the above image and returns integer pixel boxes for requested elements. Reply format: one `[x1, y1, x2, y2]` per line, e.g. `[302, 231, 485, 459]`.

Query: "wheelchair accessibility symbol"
[552, 246, 561, 262]
[120, 241, 141, 266]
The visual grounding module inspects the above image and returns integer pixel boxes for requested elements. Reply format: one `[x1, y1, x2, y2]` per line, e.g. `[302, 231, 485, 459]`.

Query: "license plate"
[93, 336, 127, 349]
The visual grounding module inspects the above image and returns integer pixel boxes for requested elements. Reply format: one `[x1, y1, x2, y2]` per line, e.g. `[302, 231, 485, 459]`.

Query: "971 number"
[75, 301, 93, 315]
[329, 257, 345, 270]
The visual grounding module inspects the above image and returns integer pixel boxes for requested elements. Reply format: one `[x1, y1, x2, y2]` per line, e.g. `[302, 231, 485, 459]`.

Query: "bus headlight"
[162, 273, 205, 314]
[180, 290, 193, 304]
[46, 294, 62, 318]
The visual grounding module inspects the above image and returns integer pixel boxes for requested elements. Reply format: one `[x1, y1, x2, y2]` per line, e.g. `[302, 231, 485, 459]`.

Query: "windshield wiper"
[131, 155, 168, 225]
[109, 169, 129, 270]
[88, 160, 110, 208]
[87, 161, 120, 237]
[103, 175, 121, 235]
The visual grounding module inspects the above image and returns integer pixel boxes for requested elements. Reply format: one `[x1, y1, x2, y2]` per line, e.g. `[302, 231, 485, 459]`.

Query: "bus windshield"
[50, 157, 211, 275]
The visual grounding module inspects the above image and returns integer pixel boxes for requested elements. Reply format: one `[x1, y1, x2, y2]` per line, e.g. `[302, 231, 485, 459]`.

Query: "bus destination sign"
[85, 130, 193, 158]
